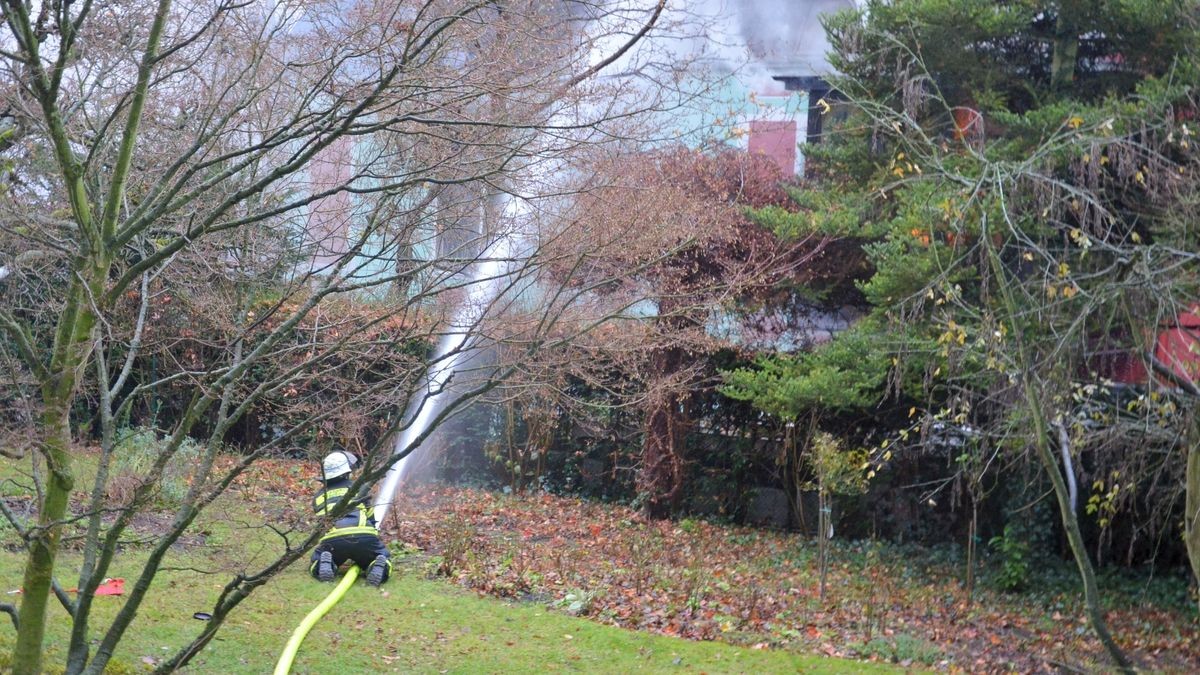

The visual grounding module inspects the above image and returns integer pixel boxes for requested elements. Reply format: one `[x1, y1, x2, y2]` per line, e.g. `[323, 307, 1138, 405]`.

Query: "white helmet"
[322, 450, 358, 481]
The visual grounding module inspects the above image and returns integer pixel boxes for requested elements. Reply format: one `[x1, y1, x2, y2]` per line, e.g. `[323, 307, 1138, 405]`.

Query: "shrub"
[106, 427, 204, 509]
[989, 522, 1031, 592]
[554, 589, 597, 616]
[854, 634, 943, 665]
[434, 515, 480, 578]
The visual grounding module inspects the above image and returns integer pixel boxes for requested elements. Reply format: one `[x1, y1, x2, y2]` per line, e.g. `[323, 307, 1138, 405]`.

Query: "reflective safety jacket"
[312, 478, 379, 541]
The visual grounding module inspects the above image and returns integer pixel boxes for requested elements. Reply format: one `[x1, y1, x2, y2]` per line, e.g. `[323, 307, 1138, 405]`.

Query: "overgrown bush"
[989, 522, 1032, 592]
[853, 634, 943, 666]
[433, 514, 480, 578]
[105, 427, 203, 509]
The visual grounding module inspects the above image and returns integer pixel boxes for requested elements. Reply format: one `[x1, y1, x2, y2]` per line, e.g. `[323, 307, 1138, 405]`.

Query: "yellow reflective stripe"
[314, 489, 347, 507]
[320, 526, 379, 541]
[314, 488, 349, 515]
[318, 488, 349, 504]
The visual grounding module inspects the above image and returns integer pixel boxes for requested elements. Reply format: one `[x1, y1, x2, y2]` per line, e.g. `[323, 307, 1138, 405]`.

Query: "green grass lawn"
[0, 549, 896, 673]
[0, 452, 894, 673]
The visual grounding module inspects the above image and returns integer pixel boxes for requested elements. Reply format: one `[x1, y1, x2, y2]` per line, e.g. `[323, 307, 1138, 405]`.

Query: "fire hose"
[274, 441, 408, 673]
[273, 565, 360, 675]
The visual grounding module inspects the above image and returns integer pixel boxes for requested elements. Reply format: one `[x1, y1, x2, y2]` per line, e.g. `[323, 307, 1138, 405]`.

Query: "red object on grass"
[8, 578, 125, 596]
[93, 578, 125, 596]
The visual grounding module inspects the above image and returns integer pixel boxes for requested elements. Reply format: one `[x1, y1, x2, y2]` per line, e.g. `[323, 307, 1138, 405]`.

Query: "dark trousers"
[309, 533, 391, 583]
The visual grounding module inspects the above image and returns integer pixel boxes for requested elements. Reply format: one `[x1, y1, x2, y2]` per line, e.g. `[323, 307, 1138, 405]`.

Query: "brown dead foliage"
[383, 485, 1200, 673]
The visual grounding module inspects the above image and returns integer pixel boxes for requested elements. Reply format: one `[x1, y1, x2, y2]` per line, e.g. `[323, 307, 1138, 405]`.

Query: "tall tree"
[549, 147, 831, 517]
[726, 0, 1199, 670]
[0, 1, 678, 671]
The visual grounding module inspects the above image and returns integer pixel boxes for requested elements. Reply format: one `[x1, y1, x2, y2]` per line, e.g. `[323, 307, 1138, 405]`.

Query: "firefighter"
[309, 449, 391, 586]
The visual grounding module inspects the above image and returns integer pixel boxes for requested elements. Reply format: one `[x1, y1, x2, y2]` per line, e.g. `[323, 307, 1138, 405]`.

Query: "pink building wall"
[747, 119, 798, 177]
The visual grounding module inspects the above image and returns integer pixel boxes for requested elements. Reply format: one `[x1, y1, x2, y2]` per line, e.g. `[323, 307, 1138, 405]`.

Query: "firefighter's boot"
[316, 550, 335, 582]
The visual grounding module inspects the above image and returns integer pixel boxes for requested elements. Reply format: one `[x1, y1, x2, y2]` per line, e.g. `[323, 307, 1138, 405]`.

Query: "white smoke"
[671, 0, 855, 91]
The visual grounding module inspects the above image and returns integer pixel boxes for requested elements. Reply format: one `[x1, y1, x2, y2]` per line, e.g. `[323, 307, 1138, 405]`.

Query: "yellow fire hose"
[273, 565, 360, 675]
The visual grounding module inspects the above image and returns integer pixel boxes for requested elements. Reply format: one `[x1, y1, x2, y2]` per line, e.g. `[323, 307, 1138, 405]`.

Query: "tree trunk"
[1185, 433, 1200, 613]
[12, 277, 97, 672]
[965, 503, 977, 604]
[639, 389, 688, 518]
[818, 486, 829, 601]
[12, 407, 74, 675]
[639, 346, 690, 519]
[983, 242, 1132, 672]
[1021, 379, 1132, 671]
[1050, 3, 1080, 90]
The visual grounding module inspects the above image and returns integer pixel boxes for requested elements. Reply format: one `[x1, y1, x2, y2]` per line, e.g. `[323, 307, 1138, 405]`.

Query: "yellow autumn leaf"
[1062, 285, 1078, 299]
[1058, 262, 1070, 278]
[1022, 251, 1034, 261]
[1047, 284, 1058, 299]
[1067, 116, 1084, 129]
[1131, 231, 1142, 243]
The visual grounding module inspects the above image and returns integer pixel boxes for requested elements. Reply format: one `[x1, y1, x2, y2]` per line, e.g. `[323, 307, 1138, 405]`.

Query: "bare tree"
[0, 0, 699, 671]
[517, 147, 831, 518]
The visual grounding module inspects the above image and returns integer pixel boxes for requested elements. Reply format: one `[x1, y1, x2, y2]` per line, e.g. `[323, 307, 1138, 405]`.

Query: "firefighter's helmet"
[322, 450, 358, 481]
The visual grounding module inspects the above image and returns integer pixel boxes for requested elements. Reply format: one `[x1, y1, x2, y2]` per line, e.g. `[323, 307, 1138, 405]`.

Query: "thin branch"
[1053, 419, 1079, 513]
[562, 0, 666, 90]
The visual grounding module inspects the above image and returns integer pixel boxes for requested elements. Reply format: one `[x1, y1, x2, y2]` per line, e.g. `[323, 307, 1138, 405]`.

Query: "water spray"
[373, 199, 523, 524]
[275, 197, 524, 674]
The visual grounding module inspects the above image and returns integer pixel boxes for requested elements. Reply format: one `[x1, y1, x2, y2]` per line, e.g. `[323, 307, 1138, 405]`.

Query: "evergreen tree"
[726, 1, 1200, 668]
